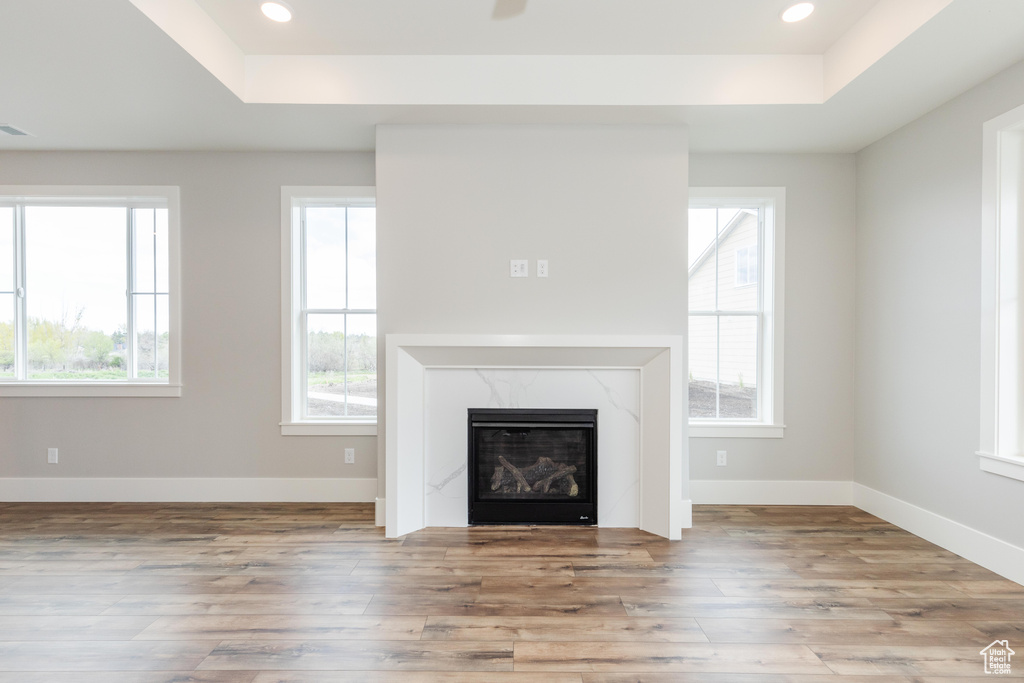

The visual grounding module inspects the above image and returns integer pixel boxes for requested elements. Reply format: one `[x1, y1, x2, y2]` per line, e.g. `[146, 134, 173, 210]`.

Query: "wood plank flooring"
[0, 503, 1021, 681]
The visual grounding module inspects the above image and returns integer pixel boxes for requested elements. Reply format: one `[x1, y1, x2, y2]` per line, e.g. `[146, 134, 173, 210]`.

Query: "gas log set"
[490, 455, 579, 497]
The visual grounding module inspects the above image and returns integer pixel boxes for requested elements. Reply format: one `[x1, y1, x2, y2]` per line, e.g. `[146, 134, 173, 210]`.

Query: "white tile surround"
[425, 368, 640, 528]
[384, 335, 688, 539]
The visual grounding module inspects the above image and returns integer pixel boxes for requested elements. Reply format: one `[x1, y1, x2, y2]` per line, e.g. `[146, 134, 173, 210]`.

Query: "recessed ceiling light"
[260, 1, 293, 22]
[781, 2, 814, 22]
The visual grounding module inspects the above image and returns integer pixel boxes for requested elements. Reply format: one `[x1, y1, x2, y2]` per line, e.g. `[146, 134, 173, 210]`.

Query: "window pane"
[133, 208, 156, 294]
[719, 209, 759, 311]
[688, 315, 717, 418]
[133, 294, 158, 378]
[0, 207, 13, 292]
[305, 313, 377, 419]
[305, 207, 347, 310]
[306, 313, 346, 417]
[347, 207, 376, 310]
[719, 315, 758, 419]
[156, 294, 169, 378]
[0, 211, 13, 377]
[133, 208, 169, 294]
[687, 208, 718, 310]
[0, 293, 13, 378]
[26, 207, 127, 379]
[345, 313, 377, 418]
[155, 208, 169, 293]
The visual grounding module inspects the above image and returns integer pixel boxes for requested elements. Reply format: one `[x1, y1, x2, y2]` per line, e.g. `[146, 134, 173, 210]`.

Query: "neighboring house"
[688, 209, 759, 389]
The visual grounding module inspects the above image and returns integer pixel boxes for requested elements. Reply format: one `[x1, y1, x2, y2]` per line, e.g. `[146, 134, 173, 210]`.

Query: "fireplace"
[468, 408, 598, 525]
[386, 334, 686, 539]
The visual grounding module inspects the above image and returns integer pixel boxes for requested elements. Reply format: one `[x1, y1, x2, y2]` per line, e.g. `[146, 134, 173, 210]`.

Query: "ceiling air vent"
[0, 125, 31, 136]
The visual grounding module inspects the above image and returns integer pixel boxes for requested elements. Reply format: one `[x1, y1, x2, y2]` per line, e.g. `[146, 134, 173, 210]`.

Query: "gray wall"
[0, 151, 378, 480]
[856, 59, 1024, 548]
[688, 154, 857, 482]
[374, 125, 690, 493]
[0, 143, 860, 492]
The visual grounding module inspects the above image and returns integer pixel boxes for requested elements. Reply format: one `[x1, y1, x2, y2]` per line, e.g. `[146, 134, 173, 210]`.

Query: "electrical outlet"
[47, 448, 58, 464]
[716, 450, 727, 466]
[344, 448, 355, 464]
[536, 259, 549, 277]
[510, 259, 528, 277]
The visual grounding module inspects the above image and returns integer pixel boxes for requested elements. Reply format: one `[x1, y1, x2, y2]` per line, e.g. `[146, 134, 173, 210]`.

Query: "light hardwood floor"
[0, 503, 1021, 681]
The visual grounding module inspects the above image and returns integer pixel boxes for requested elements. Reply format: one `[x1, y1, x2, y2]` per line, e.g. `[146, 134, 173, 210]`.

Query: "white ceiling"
[194, 0, 877, 55]
[1, 0, 1024, 153]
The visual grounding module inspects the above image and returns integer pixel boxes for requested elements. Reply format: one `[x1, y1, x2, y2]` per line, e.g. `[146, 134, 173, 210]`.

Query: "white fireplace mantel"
[384, 334, 689, 539]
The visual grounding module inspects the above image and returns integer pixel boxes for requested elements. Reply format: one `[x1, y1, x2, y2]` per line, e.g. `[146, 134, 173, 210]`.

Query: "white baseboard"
[690, 479, 1024, 584]
[375, 497, 386, 527]
[0, 478, 378, 503]
[853, 483, 1024, 586]
[691, 479, 854, 505]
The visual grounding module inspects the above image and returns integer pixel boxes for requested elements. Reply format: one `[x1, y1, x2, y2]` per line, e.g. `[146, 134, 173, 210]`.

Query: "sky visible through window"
[26, 207, 127, 333]
[305, 207, 376, 311]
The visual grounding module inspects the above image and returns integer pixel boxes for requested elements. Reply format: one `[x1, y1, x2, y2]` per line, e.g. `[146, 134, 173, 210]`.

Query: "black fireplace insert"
[467, 408, 597, 525]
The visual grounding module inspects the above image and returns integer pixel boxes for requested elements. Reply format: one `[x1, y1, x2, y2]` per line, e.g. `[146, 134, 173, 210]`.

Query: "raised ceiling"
[194, 0, 877, 56]
[1, 0, 1024, 153]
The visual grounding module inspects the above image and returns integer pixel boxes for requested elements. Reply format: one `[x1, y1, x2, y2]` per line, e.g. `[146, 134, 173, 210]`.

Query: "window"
[979, 103, 1024, 482]
[688, 188, 784, 438]
[0, 187, 180, 397]
[281, 187, 377, 436]
[734, 245, 757, 287]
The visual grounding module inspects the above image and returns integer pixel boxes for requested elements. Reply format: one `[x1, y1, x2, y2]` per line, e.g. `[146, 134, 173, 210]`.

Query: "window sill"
[689, 423, 785, 438]
[281, 422, 378, 436]
[0, 383, 182, 398]
[978, 451, 1024, 483]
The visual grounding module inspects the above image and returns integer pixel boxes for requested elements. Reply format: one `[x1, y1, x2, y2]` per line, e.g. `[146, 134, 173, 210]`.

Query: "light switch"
[510, 259, 528, 277]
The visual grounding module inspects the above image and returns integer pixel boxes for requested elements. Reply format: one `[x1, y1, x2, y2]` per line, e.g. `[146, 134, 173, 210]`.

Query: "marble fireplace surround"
[384, 334, 689, 539]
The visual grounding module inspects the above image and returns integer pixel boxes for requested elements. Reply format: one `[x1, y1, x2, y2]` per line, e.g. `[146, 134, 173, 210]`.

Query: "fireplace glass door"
[468, 409, 597, 525]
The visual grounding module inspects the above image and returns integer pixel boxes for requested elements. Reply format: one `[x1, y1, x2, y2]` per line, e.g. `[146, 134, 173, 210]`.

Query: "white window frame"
[281, 186, 377, 436]
[0, 186, 181, 398]
[979, 103, 1024, 482]
[688, 187, 785, 439]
